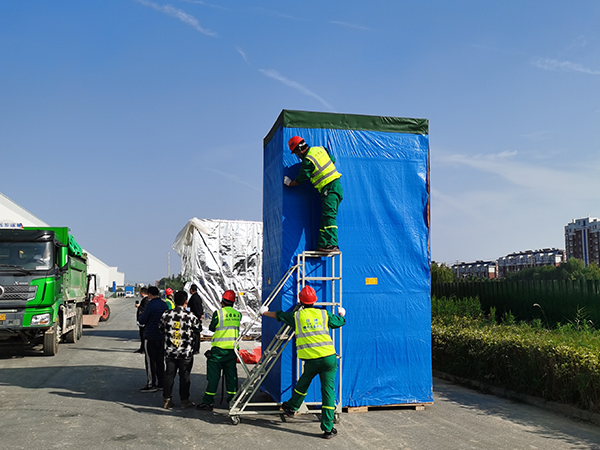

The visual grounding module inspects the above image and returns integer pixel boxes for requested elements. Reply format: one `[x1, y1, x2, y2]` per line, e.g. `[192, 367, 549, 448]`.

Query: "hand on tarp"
[338, 307, 346, 317]
[283, 176, 292, 186]
[258, 305, 269, 315]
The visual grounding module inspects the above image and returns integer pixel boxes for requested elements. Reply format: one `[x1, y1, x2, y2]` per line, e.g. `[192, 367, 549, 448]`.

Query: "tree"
[431, 262, 456, 283]
[157, 273, 186, 291]
[503, 258, 599, 281]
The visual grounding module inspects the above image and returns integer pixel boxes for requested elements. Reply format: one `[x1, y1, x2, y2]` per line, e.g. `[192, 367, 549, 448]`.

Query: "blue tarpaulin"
[262, 110, 432, 407]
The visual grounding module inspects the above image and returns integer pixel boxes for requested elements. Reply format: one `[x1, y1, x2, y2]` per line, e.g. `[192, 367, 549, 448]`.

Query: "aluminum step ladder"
[229, 250, 343, 425]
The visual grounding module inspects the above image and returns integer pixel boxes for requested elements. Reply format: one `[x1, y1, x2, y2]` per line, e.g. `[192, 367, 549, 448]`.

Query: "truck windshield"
[0, 242, 54, 271]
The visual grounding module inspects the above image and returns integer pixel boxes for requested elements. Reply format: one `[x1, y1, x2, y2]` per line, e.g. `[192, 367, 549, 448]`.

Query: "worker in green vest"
[260, 285, 346, 439]
[284, 136, 343, 253]
[164, 288, 175, 310]
[196, 290, 241, 411]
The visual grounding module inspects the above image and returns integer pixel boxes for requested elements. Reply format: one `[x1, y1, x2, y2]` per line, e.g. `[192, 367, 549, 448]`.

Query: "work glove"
[258, 305, 269, 315]
[338, 307, 346, 317]
[283, 176, 292, 186]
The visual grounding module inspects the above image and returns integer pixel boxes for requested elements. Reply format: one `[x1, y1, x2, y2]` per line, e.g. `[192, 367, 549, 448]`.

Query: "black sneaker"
[163, 398, 175, 409]
[180, 399, 195, 409]
[281, 401, 296, 417]
[134, 348, 144, 354]
[196, 403, 213, 411]
[322, 428, 338, 439]
[140, 385, 157, 393]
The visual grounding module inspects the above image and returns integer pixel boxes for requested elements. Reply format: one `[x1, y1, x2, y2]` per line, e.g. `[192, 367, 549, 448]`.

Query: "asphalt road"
[1, 296, 600, 450]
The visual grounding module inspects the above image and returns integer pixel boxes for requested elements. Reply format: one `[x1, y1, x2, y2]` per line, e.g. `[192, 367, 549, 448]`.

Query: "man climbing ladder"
[259, 284, 346, 439]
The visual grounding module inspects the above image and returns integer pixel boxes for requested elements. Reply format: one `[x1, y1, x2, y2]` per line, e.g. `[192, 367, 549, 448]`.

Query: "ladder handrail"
[234, 263, 299, 376]
[229, 251, 342, 420]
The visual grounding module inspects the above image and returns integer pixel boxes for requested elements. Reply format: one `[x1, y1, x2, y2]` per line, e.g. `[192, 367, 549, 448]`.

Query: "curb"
[433, 370, 600, 427]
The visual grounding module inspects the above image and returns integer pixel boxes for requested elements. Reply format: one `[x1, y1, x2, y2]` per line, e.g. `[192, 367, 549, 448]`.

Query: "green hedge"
[432, 297, 600, 412]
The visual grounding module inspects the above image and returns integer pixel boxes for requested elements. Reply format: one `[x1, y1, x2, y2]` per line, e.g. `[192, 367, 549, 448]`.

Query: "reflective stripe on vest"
[294, 308, 335, 360]
[305, 147, 341, 193]
[212, 306, 241, 349]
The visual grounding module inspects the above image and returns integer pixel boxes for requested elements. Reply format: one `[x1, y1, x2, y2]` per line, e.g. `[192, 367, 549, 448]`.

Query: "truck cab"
[0, 226, 86, 355]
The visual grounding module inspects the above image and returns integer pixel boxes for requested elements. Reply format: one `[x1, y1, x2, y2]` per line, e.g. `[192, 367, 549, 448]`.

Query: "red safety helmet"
[299, 285, 317, 305]
[222, 290, 236, 303]
[165, 288, 173, 296]
[288, 136, 305, 153]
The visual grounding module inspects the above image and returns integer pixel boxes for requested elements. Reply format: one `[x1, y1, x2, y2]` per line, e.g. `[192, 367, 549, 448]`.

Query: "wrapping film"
[262, 110, 432, 407]
[173, 218, 263, 335]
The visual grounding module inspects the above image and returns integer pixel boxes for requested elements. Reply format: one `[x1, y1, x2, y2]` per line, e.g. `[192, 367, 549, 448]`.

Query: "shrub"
[432, 298, 600, 412]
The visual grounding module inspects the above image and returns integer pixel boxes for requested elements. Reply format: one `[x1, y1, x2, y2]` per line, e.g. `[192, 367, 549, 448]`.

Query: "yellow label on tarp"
[365, 278, 378, 285]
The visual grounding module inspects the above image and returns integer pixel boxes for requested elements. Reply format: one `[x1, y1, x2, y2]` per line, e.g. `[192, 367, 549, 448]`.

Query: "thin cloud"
[135, 0, 217, 37]
[205, 167, 260, 192]
[532, 57, 600, 75]
[177, 0, 229, 10]
[436, 150, 600, 199]
[330, 20, 370, 31]
[258, 69, 334, 110]
[236, 47, 249, 64]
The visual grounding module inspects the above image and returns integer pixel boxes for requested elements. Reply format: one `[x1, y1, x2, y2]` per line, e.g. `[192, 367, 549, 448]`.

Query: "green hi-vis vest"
[165, 298, 174, 310]
[305, 146, 341, 193]
[212, 306, 241, 349]
[294, 308, 336, 360]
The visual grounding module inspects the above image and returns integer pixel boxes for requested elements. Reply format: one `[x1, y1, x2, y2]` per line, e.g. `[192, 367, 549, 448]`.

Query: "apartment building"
[497, 248, 565, 278]
[453, 260, 498, 279]
[565, 217, 600, 266]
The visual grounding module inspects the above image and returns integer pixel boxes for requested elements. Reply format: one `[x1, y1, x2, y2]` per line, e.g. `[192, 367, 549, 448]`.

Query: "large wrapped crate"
[262, 110, 431, 407]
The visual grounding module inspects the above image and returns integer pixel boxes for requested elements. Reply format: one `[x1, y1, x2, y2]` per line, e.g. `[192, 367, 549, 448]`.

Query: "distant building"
[565, 217, 600, 266]
[0, 191, 124, 292]
[497, 249, 565, 278]
[453, 260, 497, 279]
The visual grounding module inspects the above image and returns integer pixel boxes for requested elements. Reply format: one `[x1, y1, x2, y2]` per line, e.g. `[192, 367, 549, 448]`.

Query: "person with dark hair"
[187, 284, 204, 355]
[158, 290, 200, 409]
[284, 136, 343, 253]
[137, 285, 168, 392]
[196, 290, 241, 411]
[260, 285, 346, 439]
[134, 287, 149, 353]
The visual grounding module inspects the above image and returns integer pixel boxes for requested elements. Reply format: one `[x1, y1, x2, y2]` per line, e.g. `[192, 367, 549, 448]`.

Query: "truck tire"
[64, 327, 76, 343]
[64, 309, 80, 343]
[100, 304, 111, 322]
[43, 322, 60, 356]
[76, 307, 83, 340]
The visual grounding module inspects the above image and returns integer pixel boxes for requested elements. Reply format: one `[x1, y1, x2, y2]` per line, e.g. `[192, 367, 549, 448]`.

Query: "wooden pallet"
[344, 403, 431, 413]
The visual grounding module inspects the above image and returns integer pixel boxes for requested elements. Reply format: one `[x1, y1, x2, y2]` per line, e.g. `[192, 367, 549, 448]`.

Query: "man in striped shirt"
[158, 290, 200, 409]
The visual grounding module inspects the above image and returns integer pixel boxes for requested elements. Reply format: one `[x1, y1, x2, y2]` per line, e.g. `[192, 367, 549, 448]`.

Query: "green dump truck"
[0, 226, 87, 355]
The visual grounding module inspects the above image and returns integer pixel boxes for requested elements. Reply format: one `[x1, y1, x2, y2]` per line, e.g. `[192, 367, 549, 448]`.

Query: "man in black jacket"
[137, 286, 168, 392]
[134, 287, 149, 353]
[187, 284, 204, 355]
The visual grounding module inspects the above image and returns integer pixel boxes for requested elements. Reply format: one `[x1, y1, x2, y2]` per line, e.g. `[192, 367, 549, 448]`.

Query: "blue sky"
[1, 1, 599, 283]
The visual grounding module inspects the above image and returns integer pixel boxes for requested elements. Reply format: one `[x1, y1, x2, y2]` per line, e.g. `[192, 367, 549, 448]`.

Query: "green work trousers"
[201, 347, 238, 405]
[286, 353, 338, 432]
[318, 178, 343, 248]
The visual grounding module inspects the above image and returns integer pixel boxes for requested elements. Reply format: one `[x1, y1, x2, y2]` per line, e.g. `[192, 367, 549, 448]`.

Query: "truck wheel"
[100, 304, 111, 322]
[76, 308, 83, 340]
[43, 322, 60, 356]
[64, 328, 76, 343]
